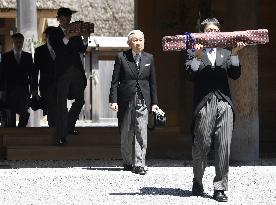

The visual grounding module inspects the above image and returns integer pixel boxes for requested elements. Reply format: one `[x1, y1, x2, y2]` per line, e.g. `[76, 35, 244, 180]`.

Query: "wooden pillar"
[83, 52, 92, 120]
[91, 50, 100, 122]
[224, 0, 259, 160]
[16, 0, 37, 52]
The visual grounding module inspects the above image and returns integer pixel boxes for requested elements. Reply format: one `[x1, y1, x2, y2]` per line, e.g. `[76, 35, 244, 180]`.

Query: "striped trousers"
[119, 93, 148, 167]
[193, 94, 233, 191]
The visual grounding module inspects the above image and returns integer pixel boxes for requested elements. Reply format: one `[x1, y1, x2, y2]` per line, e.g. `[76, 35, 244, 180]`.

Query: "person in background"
[49, 7, 88, 145]
[32, 26, 57, 127]
[0, 33, 34, 127]
[0, 42, 3, 63]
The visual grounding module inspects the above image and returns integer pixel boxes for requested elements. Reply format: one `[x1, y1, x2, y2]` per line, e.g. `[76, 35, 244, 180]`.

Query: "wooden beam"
[37, 9, 57, 18]
[0, 9, 57, 18]
[0, 9, 15, 18]
[37, 18, 47, 42]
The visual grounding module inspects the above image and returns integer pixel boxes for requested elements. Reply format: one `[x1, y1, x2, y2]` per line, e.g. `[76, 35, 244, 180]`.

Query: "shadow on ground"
[110, 187, 213, 199]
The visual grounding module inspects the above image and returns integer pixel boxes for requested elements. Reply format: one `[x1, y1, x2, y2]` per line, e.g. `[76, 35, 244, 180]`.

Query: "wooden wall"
[136, 0, 276, 158]
[258, 0, 276, 156]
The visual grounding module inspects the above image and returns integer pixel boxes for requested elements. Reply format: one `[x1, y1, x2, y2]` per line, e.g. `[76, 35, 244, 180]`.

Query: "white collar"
[206, 48, 216, 53]
[132, 50, 141, 58]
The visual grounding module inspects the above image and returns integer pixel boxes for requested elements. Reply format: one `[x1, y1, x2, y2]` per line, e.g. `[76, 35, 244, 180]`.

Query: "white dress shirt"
[60, 26, 70, 45]
[190, 48, 240, 71]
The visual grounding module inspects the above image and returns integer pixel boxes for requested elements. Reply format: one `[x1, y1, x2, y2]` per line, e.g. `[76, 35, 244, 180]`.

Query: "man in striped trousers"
[184, 18, 245, 202]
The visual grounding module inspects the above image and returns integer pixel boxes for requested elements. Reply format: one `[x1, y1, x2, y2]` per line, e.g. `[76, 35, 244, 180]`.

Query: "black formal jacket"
[184, 48, 241, 119]
[33, 43, 55, 95]
[49, 26, 87, 87]
[109, 49, 158, 113]
[0, 50, 34, 94]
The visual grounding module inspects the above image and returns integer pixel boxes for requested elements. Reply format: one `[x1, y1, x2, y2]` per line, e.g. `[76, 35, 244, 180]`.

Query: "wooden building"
[0, 0, 134, 51]
[0, 0, 275, 160]
[136, 0, 276, 159]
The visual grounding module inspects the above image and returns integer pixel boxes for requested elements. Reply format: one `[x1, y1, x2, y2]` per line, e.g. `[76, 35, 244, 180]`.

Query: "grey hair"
[127, 30, 144, 43]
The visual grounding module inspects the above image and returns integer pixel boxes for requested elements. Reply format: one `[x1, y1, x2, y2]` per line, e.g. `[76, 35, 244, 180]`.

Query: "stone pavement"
[0, 159, 276, 205]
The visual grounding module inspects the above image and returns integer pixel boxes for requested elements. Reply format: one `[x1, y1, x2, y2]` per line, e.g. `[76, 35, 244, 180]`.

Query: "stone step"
[0, 127, 118, 135]
[6, 145, 121, 160]
[2, 134, 120, 146]
[1, 126, 189, 160]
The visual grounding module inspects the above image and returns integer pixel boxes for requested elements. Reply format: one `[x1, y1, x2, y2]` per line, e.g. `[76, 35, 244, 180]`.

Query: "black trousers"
[42, 83, 57, 127]
[7, 86, 30, 127]
[56, 66, 85, 141]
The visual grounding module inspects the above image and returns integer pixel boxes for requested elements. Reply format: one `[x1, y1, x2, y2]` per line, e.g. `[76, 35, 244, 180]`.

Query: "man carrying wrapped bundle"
[184, 18, 245, 202]
[49, 7, 93, 145]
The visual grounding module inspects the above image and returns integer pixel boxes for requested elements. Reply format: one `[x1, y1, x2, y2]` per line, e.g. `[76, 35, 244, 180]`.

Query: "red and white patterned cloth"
[162, 29, 269, 51]
[68, 21, 94, 34]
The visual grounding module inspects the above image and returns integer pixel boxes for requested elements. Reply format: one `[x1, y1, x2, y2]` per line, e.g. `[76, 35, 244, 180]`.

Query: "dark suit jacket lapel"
[19, 52, 24, 64]
[9, 51, 18, 64]
[123, 49, 138, 78]
[43, 44, 54, 61]
[58, 26, 65, 38]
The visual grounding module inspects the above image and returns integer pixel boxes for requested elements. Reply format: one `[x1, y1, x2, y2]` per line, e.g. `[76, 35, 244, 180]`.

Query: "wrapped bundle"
[162, 29, 269, 51]
[68, 21, 94, 34]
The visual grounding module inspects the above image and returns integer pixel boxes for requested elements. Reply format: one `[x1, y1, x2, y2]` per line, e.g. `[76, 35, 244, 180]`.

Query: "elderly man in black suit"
[0, 33, 34, 127]
[184, 18, 245, 202]
[32, 26, 57, 127]
[49, 8, 88, 145]
[109, 30, 159, 175]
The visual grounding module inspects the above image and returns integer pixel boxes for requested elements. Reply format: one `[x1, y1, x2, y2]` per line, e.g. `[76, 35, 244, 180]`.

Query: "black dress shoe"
[56, 138, 67, 145]
[192, 178, 204, 196]
[213, 190, 228, 202]
[123, 164, 133, 171]
[68, 130, 79, 135]
[133, 166, 147, 175]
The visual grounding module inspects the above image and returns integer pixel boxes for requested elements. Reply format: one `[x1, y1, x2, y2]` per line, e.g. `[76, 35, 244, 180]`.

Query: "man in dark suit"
[49, 8, 88, 144]
[32, 26, 57, 127]
[109, 30, 159, 175]
[0, 33, 34, 127]
[0, 42, 3, 63]
[184, 18, 245, 202]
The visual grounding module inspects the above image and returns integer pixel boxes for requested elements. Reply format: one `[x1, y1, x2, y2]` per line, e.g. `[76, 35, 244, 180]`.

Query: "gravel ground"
[0, 159, 276, 205]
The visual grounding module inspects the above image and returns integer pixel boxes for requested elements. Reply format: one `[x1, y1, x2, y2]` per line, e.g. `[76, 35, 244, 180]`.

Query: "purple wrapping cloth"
[162, 29, 269, 51]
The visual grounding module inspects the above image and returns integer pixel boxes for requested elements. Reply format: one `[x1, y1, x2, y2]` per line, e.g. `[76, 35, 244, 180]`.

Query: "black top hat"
[57, 7, 72, 17]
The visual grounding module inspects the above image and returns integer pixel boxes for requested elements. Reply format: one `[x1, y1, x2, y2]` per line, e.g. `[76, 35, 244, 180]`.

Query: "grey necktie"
[134, 54, 140, 67]
[15, 52, 21, 64]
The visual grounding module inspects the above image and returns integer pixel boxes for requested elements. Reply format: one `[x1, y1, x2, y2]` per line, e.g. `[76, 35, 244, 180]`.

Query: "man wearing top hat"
[49, 7, 89, 145]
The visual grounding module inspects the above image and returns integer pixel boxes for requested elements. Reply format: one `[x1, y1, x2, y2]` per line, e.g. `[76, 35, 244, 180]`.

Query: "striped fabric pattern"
[193, 94, 233, 191]
[120, 93, 148, 167]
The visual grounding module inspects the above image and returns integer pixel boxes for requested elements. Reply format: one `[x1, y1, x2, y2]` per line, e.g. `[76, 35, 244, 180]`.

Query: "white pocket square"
[145, 64, 151, 67]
